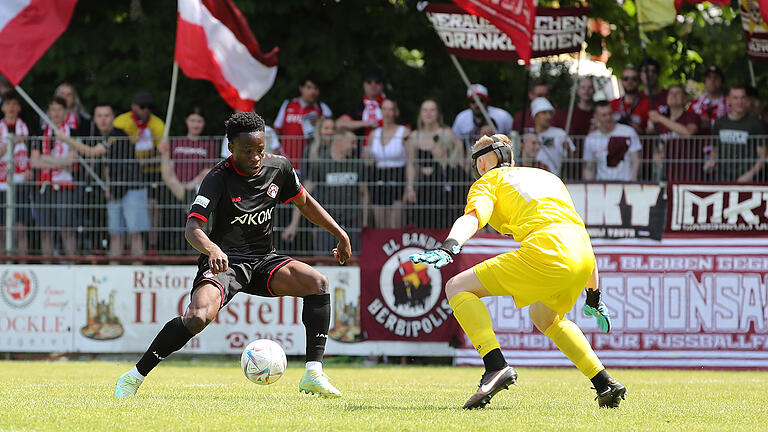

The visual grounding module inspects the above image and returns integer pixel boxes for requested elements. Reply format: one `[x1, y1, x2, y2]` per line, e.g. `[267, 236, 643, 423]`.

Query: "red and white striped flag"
[176, 0, 279, 111]
[0, 0, 78, 86]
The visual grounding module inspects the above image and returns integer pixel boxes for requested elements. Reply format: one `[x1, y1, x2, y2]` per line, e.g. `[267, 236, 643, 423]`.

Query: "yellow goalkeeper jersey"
[464, 166, 584, 241]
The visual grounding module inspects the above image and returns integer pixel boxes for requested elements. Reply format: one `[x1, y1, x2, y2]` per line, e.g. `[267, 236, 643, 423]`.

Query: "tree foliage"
[15, 0, 761, 135]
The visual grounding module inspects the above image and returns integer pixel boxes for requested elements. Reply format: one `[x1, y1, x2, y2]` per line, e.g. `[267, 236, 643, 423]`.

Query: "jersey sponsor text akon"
[188, 154, 303, 263]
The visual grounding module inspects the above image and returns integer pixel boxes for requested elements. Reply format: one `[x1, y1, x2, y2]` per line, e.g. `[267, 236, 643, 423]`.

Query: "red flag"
[0, 0, 78, 86]
[176, 0, 279, 111]
[452, 0, 536, 63]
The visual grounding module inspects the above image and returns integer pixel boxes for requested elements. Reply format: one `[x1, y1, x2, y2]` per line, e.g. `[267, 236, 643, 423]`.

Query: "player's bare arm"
[184, 217, 228, 274]
[291, 189, 351, 264]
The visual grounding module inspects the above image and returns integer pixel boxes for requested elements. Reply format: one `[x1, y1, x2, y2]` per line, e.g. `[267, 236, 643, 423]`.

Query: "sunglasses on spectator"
[621, 76, 639, 82]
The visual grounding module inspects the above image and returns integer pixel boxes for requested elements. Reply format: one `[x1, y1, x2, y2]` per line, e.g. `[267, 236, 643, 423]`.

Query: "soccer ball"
[240, 339, 287, 385]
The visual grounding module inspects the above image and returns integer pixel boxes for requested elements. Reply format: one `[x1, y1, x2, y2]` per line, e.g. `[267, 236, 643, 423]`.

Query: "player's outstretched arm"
[292, 189, 351, 264]
[409, 211, 480, 269]
[184, 217, 228, 274]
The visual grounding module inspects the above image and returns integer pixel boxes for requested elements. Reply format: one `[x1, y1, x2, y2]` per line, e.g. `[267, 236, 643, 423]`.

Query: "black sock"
[590, 369, 611, 392]
[135, 316, 194, 376]
[302, 294, 330, 363]
[482, 348, 507, 372]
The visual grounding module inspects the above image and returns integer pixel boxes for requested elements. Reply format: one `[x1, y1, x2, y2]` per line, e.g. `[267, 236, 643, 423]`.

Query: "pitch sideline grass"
[1, 360, 766, 432]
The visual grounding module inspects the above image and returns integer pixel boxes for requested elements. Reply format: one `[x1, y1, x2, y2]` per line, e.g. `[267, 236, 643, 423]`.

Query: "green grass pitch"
[1, 360, 767, 431]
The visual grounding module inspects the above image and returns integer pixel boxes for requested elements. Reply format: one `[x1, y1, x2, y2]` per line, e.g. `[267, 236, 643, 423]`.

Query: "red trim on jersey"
[266, 258, 294, 296]
[188, 212, 208, 223]
[228, 155, 251, 177]
[282, 185, 304, 204]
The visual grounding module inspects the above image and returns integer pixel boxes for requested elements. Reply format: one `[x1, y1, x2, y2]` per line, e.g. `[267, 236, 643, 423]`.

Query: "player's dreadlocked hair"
[225, 111, 265, 142]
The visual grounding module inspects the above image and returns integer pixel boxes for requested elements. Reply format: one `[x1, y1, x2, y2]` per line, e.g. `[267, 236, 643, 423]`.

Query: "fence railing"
[0, 134, 764, 261]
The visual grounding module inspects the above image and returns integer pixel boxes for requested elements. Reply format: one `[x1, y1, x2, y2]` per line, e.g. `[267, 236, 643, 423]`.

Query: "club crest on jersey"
[267, 183, 279, 198]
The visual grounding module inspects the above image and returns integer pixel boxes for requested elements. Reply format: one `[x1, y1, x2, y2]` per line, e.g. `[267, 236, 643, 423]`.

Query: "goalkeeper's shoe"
[299, 369, 342, 397]
[595, 378, 626, 408]
[462, 365, 517, 410]
[114, 372, 143, 398]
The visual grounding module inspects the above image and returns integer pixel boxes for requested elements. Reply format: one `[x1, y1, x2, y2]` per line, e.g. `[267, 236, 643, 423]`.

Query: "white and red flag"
[0, 0, 78, 86]
[176, 0, 279, 111]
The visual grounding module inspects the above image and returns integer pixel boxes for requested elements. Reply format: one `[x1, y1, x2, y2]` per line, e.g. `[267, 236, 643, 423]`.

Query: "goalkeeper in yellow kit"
[410, 134, 625, 410]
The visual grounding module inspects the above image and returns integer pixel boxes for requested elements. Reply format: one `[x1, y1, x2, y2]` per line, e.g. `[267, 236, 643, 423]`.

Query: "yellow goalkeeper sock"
[449, 291, 500, 357]
[543, 315, 604, 379]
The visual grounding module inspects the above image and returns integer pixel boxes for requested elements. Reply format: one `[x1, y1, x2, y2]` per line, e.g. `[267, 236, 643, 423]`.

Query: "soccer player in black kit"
[115, 112, 351, 397]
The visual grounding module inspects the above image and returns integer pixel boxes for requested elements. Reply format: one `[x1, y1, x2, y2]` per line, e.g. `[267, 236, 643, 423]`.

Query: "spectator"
[31, 97, 78, 261]
[0, 75, 11, 113]
[647, 85, 701, 181]
[518, 133, 550, 170]
[531, 97, 574, 177]
[639, 58, 668, 115]
[688, 65, 728, 134]
[554, 77, 596, 136]
[745, 85, 768, 131]
[220, 120, 280, 157]
[54, 82, 92, 135]
[709, 85, 766, 183]
[165, 107, 216, 184]
[408, 99, 468, 228]
[55, 103, 147, 262]
[336, 66, 385, 136]
[611, 65, 650, 135]
[283, 118, 369, 252]
[274, 75, 333, 171]
[452, 83, 513, 150]
[513, 79, 553, 133]
[113, 90, 165, 253]
[364, 99, 411, 229]
[583, 100, 642, 181]
[0, 91, 32, 258]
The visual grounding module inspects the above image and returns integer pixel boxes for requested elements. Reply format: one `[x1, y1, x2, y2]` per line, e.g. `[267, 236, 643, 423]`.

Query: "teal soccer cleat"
[114, 372, 143, 398]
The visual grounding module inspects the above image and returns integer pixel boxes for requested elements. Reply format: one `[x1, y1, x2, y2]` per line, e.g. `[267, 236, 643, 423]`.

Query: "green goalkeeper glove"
[583, 289, 612, 333]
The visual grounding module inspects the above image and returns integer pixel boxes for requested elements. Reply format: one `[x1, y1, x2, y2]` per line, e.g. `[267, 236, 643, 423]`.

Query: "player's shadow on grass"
[343, 404, 516, 411]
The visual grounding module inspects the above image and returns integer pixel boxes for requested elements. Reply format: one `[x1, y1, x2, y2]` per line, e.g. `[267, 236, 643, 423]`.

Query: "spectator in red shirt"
[640, 58, 668, 115]
[611, 65, 650, 135]
[555, 77, 596, 137]
[165, 107, 216, 183]
[647, 85, 701, 181]
[336, 66, 385, 136]
[274, 75, 333, 171]
[688, 65, 728, 134]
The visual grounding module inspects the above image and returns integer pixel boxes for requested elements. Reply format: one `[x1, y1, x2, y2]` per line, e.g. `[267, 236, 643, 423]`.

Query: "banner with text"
[567, 183, 667, 240]
[360, 229, 461, 342]
[741, 1, 768, 61]
[424, 3, 589, 61]
[668, 183, 768, 234]
[455, 236, 768, 369]
[0, 265, 364, 355]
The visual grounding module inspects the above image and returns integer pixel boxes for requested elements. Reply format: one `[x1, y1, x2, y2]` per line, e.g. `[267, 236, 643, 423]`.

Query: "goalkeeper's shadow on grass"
[342, 403, 518, 412]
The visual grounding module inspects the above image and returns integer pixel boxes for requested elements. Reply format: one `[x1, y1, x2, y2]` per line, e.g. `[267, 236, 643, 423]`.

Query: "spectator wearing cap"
[531, 97, 574, 177]
[273, 75, 333, 172]
[336, 67, 386, 136]
[639, 58, 668, 116]
[513, 79, 557, 133]
[451, 83, 513, 150]
[708, 84, 766, 183]
[688, 65, 728, 134]
[611, 65, 651, 135]
[113, 90, 165, 253]
[583, 100, 642, 181]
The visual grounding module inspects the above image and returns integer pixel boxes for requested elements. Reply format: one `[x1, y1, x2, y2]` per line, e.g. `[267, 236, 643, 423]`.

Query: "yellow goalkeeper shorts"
[473, 223, 595, 315]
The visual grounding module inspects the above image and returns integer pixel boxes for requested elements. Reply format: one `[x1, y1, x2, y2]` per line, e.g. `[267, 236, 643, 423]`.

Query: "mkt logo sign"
[669, 184, 768, 233]
[361, 229, 459, 342]
[0, 270, 38, 308]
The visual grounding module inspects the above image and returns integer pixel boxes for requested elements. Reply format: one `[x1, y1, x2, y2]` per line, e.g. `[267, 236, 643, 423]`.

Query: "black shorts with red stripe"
[191, 254, 294, 308]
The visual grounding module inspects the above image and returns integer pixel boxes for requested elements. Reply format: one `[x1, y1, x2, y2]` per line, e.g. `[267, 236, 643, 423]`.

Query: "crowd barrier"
[0, 134, 765, 260]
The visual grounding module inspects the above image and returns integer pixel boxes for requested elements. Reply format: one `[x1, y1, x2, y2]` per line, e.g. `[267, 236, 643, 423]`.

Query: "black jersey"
[188, 154, 303, 263]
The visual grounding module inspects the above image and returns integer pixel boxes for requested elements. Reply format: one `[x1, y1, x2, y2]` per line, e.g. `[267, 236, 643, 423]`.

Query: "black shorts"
[191, 253, 295, 308]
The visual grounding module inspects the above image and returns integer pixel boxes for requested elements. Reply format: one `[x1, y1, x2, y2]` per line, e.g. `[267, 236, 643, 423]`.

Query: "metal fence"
[0, 134, 764, 262]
